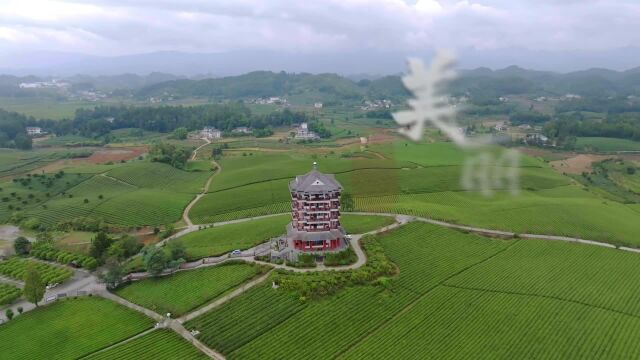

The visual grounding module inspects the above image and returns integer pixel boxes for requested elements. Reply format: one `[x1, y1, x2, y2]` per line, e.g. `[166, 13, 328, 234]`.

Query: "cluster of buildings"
[18, 79, 69, 89]
[198, 126, 254, 139]
[247, 97, 288, 105]
[294, 123, 319, 140]
[26, 127, 44, 136]
[534, 94, 583, 102]
[271, 165, 348, 261]
[360, 99, 393, 111]
[200, 127, 222, 139]
[72, 90, 107, 102]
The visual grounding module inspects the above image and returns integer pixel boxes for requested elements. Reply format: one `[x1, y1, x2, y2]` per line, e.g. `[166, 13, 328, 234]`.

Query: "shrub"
[13, 236, 31, 255]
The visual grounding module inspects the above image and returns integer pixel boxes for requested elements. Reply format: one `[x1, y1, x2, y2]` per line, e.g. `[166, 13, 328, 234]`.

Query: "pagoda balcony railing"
[302, 226, 331, 231]
[304, 217, 331, 222]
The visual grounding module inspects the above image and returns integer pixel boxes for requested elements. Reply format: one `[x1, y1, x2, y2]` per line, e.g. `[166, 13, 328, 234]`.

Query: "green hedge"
[30, 244, 98, 270]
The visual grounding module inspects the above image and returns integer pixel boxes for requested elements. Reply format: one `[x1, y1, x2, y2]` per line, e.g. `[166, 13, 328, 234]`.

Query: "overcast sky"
[1, 0, 639, 57]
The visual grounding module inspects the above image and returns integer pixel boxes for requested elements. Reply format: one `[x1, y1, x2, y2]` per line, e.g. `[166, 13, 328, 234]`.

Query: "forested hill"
[135, 67, 640, 103]
[135, 71, 408, 103]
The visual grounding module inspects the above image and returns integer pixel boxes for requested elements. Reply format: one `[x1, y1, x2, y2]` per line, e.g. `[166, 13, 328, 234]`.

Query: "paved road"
[0, 267, 100, 322]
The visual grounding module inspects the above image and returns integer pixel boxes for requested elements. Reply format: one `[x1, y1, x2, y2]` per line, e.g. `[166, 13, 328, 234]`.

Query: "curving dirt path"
[182, 138, 223, 227]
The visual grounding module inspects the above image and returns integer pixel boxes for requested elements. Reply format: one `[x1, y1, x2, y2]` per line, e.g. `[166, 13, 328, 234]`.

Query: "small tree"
[23, 265, 45, 306]
[171, 127, 189, 140]
[107, 242, 126, 260]
[143, 247, 168, 276]
[17, 306, 23, 314]
[89, 231, 113, 261]
[341, 192, 355, 212]
[99, 257, 125, 289]
[14, 236, 31, 255]
[5, 308, 14, 320]
[167, 240, 187, 261]
[160, 224, 175, 239]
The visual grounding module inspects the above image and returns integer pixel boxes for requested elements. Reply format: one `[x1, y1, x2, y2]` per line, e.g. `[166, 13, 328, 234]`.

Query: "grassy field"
[0, 283, 21, 305]
[0, 257, 73, 285]
[177, 215, 289, 260]
[576, 137, 640, 152]
[0, 297, 153, 360]
[0, 97, 96, 120]
[340, 214, 395, 234]
[185, 222, 640, 359]
[115, 262, 265, 316]
[85, 329, 207, 360]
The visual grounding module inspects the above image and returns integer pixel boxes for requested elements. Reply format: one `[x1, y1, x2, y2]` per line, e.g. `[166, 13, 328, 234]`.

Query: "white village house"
[26, 127, 43, 136]
[294, 123, 319, 140]
[200, 127, 222, 139]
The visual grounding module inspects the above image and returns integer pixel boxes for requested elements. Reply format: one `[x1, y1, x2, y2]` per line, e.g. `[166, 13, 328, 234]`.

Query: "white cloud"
[0, 0, 639, 56]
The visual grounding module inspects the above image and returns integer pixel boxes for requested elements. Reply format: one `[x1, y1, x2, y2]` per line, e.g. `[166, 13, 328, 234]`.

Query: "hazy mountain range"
[2, 47, 640, 77]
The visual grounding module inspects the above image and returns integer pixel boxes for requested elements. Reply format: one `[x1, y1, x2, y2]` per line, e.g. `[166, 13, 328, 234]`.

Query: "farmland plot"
[0, 283, 21, 305]
[0, 297, 153, 360]
[85, 329, 207, 360]
[0, 257, 72, 285]
[178, 215, 289, 260]
[115, 262, 265, 316]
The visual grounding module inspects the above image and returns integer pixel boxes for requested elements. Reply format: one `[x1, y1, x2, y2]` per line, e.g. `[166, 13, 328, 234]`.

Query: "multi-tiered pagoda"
[285, 164, 346, 253]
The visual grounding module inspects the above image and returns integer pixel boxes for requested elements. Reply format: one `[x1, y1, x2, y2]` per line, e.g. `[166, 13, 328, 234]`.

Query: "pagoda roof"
[289, 169, 342, 192]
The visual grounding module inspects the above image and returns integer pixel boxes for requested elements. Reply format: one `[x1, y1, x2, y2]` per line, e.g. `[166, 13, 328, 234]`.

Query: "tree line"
[544, 112, 640, 143]
[38, 102, 314, 139]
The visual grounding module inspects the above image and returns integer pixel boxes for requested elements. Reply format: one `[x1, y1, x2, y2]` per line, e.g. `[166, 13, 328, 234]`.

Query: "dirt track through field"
[182, 138, 222, 227]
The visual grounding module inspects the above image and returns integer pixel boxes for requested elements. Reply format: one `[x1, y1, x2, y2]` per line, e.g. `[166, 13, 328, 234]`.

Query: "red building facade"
[287, 166, 346, 252]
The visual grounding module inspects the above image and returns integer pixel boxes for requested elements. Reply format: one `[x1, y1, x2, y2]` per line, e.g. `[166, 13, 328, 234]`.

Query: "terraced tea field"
[0, 172, 90, 223]
[184, 222, 640, 359]
[353, 185, 640, 246]
[178, 215, 289, 260]
[0, 297, 153, 360]
[23, 160, 208, 227]
[85, 329, 207, 360]
[107, 162, 211, 194]
[340, 214, 396, 234]
[115, 262, 265, 316]
[185, 282, 308, 355]
[208, 151, 403, 192]
[0, 283, 21, 305]
[0, 258, 73, 285]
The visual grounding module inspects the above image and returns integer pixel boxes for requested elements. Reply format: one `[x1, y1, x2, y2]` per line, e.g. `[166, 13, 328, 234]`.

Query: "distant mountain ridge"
[135, 66, 640, 101]
[3, 47, 640, 76]
[1, 65, 640, 101]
